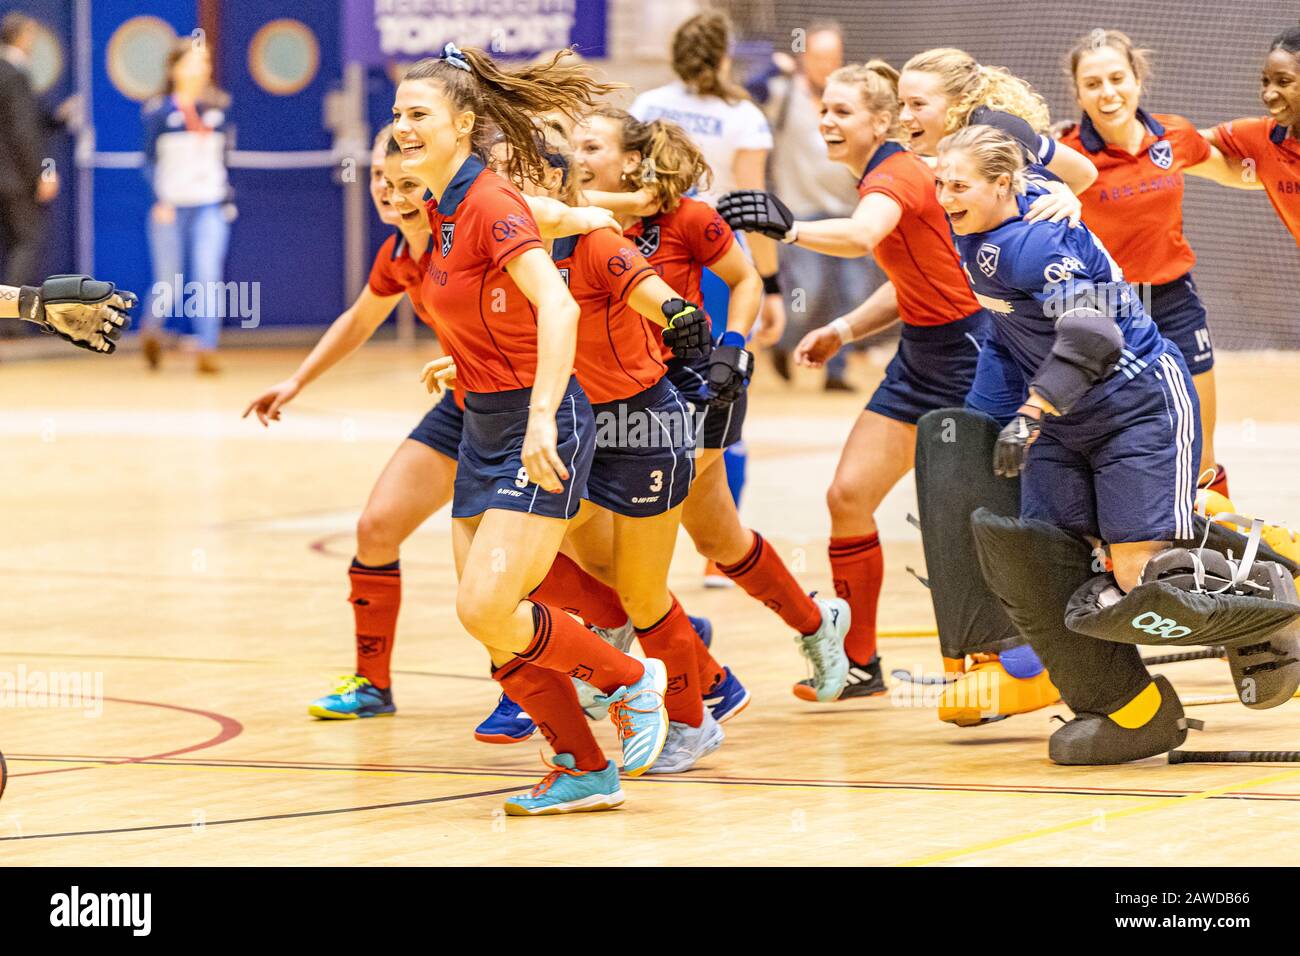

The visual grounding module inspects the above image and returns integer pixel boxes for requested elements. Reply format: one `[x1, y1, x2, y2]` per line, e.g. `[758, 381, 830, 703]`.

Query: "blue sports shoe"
[474, 693, 537, 744]
[594, 658, 669, 776]
[503, 754, 624, 816]
[689, 614, 713, 649]
[308, 674, 395, 719]
[704, 666, 750, 723]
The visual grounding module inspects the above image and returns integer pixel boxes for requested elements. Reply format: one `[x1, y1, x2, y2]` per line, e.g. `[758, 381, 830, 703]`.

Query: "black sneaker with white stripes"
[793, 655, 886, 702]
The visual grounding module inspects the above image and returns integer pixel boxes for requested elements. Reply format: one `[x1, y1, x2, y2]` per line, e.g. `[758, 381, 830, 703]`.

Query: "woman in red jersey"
[1203, 25, 1300, 246]
[465, 126, 741, 772]
[718, 61, 1055, 720]
[571, 107, 856, 703]
[1060, 29, 1262, 500]
[243, 129, 630, 732]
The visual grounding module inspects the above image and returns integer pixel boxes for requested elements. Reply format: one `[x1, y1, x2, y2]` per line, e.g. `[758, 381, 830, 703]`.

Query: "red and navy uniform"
[552, 228, 695, 516]
[421, 155, 594, 520]
[1060, 109, 1215, 375]
[1213, 116, 1300, 247]
[855, 141, 990, 424]
[625, 197, 746, 449]
[369, 231, 466, 460]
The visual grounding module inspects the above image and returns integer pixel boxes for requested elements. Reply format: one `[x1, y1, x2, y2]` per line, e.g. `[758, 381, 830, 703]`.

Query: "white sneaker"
[646, 710, 724, 774]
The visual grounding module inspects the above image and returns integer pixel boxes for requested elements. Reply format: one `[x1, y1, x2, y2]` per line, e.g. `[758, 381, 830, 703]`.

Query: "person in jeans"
[140, 39, 232, 374]
[748, 22, 877, 390]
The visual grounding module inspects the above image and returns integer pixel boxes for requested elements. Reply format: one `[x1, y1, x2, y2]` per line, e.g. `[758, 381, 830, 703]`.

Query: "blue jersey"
[951, 190, 1164, 413]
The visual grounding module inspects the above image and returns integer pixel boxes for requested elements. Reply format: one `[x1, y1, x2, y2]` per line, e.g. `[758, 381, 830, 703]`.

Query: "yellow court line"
[898, 765, 1300, 866]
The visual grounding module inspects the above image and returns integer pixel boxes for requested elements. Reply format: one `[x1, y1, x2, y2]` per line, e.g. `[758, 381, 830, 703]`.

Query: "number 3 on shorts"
[649, 470, 663, 492]
[514, 466, 529, 488]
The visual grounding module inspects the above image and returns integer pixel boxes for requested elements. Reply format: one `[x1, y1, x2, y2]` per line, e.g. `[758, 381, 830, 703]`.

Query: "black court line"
[0, 651, 490, 682]
[0, 786, 522, 842]
[11, 755, 1300, 803]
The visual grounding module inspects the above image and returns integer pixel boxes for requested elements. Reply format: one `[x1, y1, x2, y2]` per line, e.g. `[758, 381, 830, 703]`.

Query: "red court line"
[9, 697, 242, 779]
[11, 752, 1300, 801]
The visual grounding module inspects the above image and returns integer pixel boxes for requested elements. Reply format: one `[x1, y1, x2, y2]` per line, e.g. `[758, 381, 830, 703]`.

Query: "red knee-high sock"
[678, 592, 725, 693]
[635, 598, 704, 726]
[829, 534, 882, 663]
[494, 660, 605, 771]
[516, 602, 643, 693]
[530, 553, 627, 629]
[717, 531, 822, 635]
[350, 559, 400, 689]
[1203, 463, 1230, 499]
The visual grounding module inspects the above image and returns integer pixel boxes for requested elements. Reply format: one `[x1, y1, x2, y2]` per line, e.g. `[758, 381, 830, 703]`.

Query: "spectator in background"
[0, 12, 74, 292]
[749, 22, 879, 391]
[140, 38, 233, 374]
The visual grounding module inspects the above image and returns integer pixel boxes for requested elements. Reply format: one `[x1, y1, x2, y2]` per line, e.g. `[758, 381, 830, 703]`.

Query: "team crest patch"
[558, 267, 570, 286]
[634, 224, 660, 258]
[976, 242, 1001, 277]
[440, 222, 455, 256]
[1149, 140, 1173, 170]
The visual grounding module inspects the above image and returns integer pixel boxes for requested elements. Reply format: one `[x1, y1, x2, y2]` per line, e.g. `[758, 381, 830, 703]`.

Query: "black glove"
[19, 274, 136, 354]
[660, 299, 711, 359]
[706, 331, 753, 407]
[717, 190, 795, 241]
[993, 412, 1042, 478]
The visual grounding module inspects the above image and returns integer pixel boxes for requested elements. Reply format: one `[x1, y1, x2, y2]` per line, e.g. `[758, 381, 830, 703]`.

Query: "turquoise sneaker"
[594, 658, 669, 776]
[503, 754, 624, 816]
[575, 620, 637, 719]
[794, 596, 850, 701]
[308, 674, 395, 719]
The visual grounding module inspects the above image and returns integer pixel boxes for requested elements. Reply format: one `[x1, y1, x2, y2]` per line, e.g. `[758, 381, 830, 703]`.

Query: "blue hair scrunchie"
[442, 42, 471, 73]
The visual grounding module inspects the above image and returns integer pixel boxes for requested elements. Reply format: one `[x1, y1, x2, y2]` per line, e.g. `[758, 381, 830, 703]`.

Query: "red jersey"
[857, 142, 981, 326]
[420, 155, 547, 393]
[624, 196, 734, 362]
[551, 229, 665, 404]
[368, 231, 438, 330]
[1059, 111, 1209, 284]
[1213, 116, 1300, 247]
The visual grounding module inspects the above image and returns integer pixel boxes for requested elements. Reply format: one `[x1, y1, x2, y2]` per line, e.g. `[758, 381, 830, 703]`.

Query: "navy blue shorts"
[867, 311, 989, 425]
[407, 389, 464, 460]
[452, 377, 595, 521]
[965, 328, 1027, 426]
[665, 353, 747, 450]
[1147, 271, 1214, 375]
[1020, 342, 1202, 544]
[588, 378, 696, 517]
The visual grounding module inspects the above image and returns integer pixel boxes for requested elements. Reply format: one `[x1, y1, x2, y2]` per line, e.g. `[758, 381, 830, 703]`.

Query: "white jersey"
[630, 80, 773, 207]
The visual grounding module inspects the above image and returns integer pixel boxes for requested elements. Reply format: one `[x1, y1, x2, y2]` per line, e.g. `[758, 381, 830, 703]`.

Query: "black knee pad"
[915, 409, 1022, 659]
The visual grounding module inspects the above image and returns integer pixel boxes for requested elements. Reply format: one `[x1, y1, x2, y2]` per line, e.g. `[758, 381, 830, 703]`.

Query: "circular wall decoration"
[27, 19, 63, 94]
[248, 19, 319, 96]
[106, 15, 177, 102]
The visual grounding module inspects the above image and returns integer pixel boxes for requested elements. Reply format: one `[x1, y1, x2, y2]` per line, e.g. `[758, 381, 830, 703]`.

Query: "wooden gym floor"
[1, 341, 1299, 866]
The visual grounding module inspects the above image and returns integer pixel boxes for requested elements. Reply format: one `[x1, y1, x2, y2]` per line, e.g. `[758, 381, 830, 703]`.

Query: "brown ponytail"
[403, 47, 622, 188]
[588, 106, 712, 213]
[670, 11, 749, 105]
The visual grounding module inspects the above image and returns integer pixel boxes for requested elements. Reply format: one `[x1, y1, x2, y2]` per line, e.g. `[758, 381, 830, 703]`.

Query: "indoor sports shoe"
[792, 595, 850, 701]
[575, 620, 638, 719]
[474, 693, 538, 744]
[937, 656, 1060, 727]
[503, 753, 624, 816]
[595, 658, 669, 776]
[308, 674, 395, 719]
[647, 711, 724, 774]
[793, 655, 886, 702]
[704, 666, 750, 723]
[689, 614, 713, 649]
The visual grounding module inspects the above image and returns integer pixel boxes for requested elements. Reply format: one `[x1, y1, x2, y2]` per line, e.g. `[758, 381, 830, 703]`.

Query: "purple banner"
[342, 0, 608, 64]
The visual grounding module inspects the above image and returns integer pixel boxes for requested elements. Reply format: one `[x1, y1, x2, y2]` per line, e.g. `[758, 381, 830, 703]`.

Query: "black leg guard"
[970, 509, 1152, 716]
[1048, 674, 1190, 766]
[916, 410, 1023, 659]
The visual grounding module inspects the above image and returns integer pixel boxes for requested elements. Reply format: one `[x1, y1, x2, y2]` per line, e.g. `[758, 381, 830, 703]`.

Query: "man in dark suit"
[0, 12, 68, 287]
